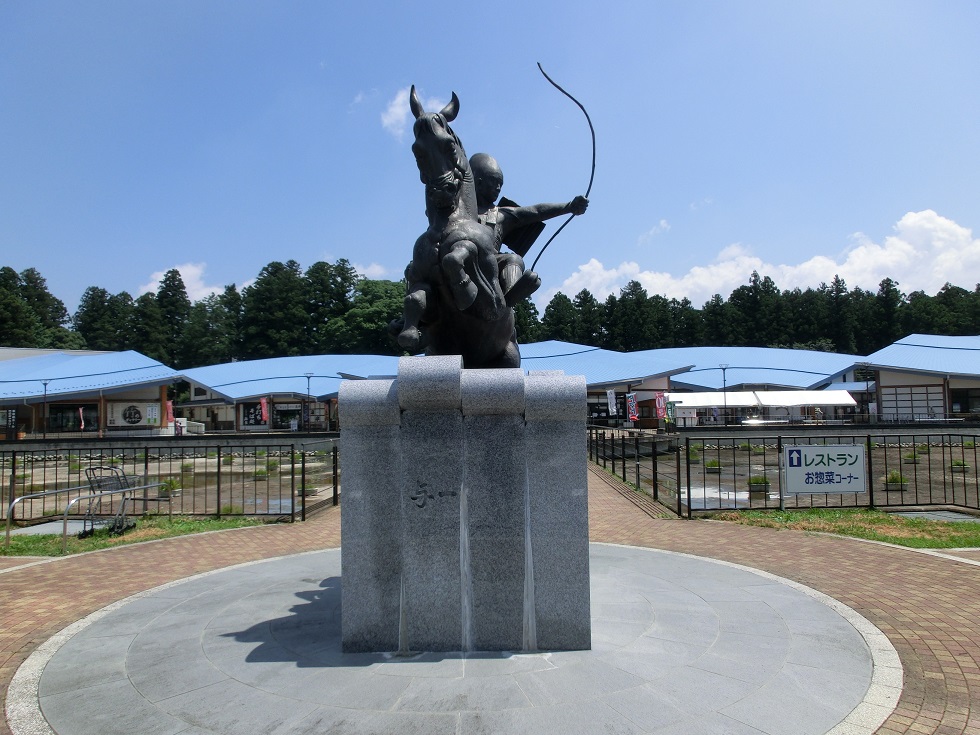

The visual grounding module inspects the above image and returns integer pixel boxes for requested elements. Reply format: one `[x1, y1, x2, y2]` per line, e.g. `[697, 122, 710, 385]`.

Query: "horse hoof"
[504, 271, 542, 306]
[398, 327, 421, 351]
[451, 277, 478, 310]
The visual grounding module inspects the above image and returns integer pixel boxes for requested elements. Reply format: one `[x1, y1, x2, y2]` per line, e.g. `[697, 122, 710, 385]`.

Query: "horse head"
[410, 86, 468, 212]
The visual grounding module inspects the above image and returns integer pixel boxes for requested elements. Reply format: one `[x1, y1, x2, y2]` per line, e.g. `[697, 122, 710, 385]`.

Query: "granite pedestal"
[339, 355, 590, 653]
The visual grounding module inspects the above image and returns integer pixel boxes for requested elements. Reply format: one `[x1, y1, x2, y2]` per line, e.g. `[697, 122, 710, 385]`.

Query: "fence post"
[866, 435, 874, 509]
[652, 440, 659, 501]
[216, 446, 222, 518]
[678, 441, 685, 518]
[634, 435, 640, 491]
[602, 431, 607, 470]
[142, 446, 150, 515]
[6, 451, 16, 521]
[300, 448, 306, 522]
[332, 444, 339, 506]
[777, 436, 785, 511]
[621, 434, 627, 483]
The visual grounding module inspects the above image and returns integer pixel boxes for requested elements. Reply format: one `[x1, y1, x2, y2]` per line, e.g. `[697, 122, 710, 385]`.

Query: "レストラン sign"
[783, 444, 866, 494]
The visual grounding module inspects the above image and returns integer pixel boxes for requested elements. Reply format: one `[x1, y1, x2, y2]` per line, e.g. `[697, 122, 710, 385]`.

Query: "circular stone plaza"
[3, 467, 980, 735]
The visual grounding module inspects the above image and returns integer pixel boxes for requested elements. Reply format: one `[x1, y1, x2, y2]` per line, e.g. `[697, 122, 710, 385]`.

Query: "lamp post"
[41, 379, 50, 438]
[304, 373, 314, 431]
[719, 364, 729, 426]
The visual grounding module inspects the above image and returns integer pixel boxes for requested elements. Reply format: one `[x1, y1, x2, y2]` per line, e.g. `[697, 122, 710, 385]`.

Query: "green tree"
[329, 279, 404, 354]
[512, 297, 541, 344]
[131, 293, 168, 362]
[306, 260, 359, 353]
[156, 269, 191, 366]
[727, 271, 784, 346]
[18, 268, 69, 333]
[701, 294, 739, 346]
[74, 287, 135, 350]
[873, 278, 905, 348]
[605, 281, 657, 351]
[572, 289, 603, 346]
[240, 260, 311, 358]
[0, 283, 44, 347]
[541, 292, 578, 342]
[823, 275, 856, 353]
[669, 297, 702, 347]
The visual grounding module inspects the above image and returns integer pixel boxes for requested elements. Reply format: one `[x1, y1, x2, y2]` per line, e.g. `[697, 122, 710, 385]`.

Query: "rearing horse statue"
[395, 87, 520, 369]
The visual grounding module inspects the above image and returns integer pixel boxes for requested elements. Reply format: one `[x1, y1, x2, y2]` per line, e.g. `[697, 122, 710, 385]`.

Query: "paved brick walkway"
[2, 467, 980, 734]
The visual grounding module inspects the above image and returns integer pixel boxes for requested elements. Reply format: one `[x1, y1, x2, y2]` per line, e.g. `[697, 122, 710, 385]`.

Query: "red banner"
[655, 392, 667, 419]
[260, 397, 269, 423]
[626, 393, 639, 421]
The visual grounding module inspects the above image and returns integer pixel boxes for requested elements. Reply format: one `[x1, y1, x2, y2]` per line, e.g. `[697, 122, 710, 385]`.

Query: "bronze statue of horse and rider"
[392, 86, 588, 369]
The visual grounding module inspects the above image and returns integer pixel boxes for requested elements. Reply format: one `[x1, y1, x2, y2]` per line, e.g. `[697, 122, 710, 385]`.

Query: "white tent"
[666, 390, 856, 409]
[666, 391, 762, 408]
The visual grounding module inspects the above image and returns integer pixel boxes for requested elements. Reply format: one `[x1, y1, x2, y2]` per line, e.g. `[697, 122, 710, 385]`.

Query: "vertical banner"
[606, 389, 618, 415]
[655, 392, 667, 419]
[78, 407, 85, 430]
[260, 397, 269, 423]
[166, 400, 175, 423]
[666, 401, 675, 423]
[626, 393, 638, 421]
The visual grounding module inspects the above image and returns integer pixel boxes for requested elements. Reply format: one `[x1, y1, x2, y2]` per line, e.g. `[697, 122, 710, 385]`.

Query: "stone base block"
[339, 356, 590, 653]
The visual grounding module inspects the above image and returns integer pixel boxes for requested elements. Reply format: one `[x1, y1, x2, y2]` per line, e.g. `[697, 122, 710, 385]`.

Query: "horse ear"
[440, 92, 459, 122]
[409, 85, 424, 119]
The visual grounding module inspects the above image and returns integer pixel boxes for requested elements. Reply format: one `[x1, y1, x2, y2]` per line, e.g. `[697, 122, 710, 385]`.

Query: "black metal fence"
[2, 439, 341, 525]
[589, 427, 980, 518]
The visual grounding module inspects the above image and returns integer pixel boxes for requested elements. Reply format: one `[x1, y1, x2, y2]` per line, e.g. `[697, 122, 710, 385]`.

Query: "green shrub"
[181, 462, 194, 471]
[885, 470, 907, 484]
[219, 504, 244, 515]
[704, 458, 722, 468]
[747, 475, 770, 486]
[221, 454, 235, 465]
[158, 477, 181, 498]
[266, 459, 279, 472]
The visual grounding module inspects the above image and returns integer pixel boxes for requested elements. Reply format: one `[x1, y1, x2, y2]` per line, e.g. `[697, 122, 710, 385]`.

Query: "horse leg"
[397, 283, 430, 351]
[441, 241, 479, 310]
[497, 253, 541, 306]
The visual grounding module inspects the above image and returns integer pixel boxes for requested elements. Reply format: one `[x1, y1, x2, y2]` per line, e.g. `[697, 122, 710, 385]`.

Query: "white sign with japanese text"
[783, 444, 866, 494]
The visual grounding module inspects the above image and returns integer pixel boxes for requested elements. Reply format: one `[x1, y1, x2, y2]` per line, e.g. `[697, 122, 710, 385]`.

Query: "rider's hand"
[568, 196, 589, 215]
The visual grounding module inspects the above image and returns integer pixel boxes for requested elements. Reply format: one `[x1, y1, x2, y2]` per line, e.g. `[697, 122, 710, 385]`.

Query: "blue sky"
[2, 1, 979, 314]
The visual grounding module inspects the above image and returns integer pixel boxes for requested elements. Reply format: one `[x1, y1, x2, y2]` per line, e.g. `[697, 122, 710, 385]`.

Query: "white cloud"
[353, 262, 389, 279]
[638, 219, 670, 244]
[543, 210, 980, 307]
[381, 87, 446, 141]
[138, 263, 225, 302]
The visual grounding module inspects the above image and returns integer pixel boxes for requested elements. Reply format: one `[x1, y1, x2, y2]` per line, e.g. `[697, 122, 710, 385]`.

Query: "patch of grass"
[266, 459, 279, 472]
[704, 508, 980, 549]
[219, 504, 245, 515]
[747, 475, 770, 485]
[885, 470, 908, 484]
[704, 458, 722, 469]
[181, 462, 194, 471]
[221, 454, 235, 465]
[1, 515, 267, 557]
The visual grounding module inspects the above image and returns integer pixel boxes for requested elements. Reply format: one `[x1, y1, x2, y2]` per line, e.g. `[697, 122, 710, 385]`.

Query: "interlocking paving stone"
[0, 466, 978, 733]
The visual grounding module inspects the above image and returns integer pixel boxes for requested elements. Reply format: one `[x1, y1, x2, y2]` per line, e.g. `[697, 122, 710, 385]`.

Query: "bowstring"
[529, 62, 596, 272]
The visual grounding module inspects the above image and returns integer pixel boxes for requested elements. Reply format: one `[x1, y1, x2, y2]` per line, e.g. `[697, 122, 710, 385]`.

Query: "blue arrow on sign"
[789, 449, 802, 467]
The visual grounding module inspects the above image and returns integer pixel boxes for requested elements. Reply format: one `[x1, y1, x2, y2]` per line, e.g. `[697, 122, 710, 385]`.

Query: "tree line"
[2, 263, 979, 367]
